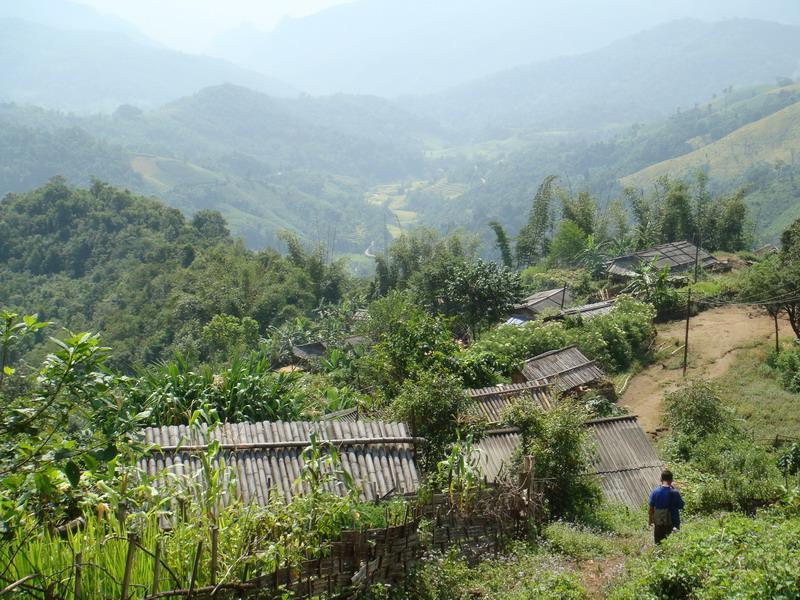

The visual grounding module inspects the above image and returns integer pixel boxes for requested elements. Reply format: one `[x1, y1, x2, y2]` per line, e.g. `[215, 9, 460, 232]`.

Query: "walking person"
[648, 470, 684, 544]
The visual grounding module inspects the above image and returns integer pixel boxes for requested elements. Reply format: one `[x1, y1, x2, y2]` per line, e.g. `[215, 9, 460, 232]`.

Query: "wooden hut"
[138, 420, 420, 504]
[505, 287, 572, 324]
[511, 346, 607, 394]
[606, 240, 718, 281]
[474, 415, 662, 509]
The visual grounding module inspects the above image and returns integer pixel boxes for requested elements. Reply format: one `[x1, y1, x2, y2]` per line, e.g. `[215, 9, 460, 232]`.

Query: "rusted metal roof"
[466, 381, 553, 424]
[607, 240, 718, 278]
[515, 346, 606, 393]
[474, 415, 662, 509]
[139, 420, 420, 504]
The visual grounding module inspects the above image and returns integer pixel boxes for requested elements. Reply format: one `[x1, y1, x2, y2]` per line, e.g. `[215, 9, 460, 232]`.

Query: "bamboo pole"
[683, 288, 692, 377]
[151, 540, 162, 597]
[73, 552, 82, 600]
[120, 534, 137, 600]
[209, 527, 218, 587]
[186, 541, 203, 600]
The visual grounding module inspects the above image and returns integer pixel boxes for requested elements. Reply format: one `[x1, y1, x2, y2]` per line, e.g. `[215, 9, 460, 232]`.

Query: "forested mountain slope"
[0, 180, 345, 367]
[0, 85, 442, 250]
[406, 82, 800, 245]
[623, 94, 800, 186]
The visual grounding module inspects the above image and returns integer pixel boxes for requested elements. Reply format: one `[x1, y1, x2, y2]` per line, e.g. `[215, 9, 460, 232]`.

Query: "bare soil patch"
[620, 307, 792, 433]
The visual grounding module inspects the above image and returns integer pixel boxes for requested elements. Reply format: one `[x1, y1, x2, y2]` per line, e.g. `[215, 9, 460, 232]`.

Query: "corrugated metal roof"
[474, 428, 522, 484]
[291, 342, 327, 361]
[607, 240, 718, 278]
[139, 420, 420, 504]
[291, 336, 371, 362]
[516, 346, 606, 393]
[513, 287, 572, 314]
[587, 415, 663, 509]
[504, 315, 532, 326]
[474, 416, 662, 509]
[466, 381, 553, 424]
[321, 407, 360, 422]
[555, 300, 615, 321]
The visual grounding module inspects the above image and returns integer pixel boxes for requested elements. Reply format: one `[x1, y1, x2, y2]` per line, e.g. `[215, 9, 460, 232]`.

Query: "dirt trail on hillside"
[621, 306, 793, 434]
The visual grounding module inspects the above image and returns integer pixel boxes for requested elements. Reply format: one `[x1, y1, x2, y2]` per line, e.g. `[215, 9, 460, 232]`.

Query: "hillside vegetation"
[622, 98, 800, 186]
[0, 85, 440, 250]
[0, 180, 350, 367]
[2, 181, 800, 599]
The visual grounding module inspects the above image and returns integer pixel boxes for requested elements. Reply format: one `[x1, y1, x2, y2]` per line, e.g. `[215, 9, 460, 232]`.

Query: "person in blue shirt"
[648, 470, 684, 544]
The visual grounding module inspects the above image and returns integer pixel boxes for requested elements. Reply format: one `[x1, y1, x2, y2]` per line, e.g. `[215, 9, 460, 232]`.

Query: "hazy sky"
[80, 0, 353, 52]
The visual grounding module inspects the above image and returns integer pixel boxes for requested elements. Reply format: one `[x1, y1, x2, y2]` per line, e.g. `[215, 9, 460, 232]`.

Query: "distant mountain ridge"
[0, 0, 147, 40]
[412, 19, 800, 137]
[0, 18, 296, 112]
[209, 0, 800, 96]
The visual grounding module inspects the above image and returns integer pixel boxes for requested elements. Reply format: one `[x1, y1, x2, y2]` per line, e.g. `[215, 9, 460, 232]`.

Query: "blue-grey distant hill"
[0, 18, 296, 112]
[208, 0, 800, 96]
[0, 0, 148, 41]
[410, 19, 800, 137]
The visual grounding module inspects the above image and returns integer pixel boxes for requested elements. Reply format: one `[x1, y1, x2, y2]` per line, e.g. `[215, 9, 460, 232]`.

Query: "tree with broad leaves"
[419, 258, 523, 340]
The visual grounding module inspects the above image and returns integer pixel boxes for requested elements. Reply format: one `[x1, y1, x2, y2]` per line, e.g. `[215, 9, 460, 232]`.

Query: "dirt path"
[621, 306, 792, 433]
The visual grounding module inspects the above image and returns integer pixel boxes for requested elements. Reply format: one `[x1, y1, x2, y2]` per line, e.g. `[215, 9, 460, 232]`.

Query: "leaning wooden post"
[120, 533, 137, 600]
[682, 287, 692, 378]
[151, 539, 162, 596]
[775, 312, 780, 353]
[187, 540, 203, 600]
[73, 551, 83, 600]
[210, 526, 219, 587]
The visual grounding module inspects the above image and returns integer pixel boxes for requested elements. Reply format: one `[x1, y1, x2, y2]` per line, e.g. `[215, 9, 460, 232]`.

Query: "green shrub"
[609, 513, 800, 600]
[673, 438, 782, 514]
[390, 371, 475, 471]
[768, 346, 800, 392]
[469, 296, 655, 374]
[404, 544, 587, 600]
[662, 379, 733, 444]
[503, 400, 601, 519]
[661, 380, 783, 513]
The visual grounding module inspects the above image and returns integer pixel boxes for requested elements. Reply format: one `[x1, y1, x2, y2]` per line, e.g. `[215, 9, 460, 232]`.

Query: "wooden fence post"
[210, 526, 219, 587]
[151, 539, 161, 597]
[73, 551, 82, 600]
[120, 533, 137, 600]
[187, 541, 203, 600]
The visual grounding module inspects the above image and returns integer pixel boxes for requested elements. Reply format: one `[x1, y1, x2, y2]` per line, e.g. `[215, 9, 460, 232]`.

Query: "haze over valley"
[5, 3, 800, 598]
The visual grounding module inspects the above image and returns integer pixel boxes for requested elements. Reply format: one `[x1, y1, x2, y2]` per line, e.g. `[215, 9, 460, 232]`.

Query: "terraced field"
[365, 178, 468, 237]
